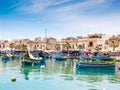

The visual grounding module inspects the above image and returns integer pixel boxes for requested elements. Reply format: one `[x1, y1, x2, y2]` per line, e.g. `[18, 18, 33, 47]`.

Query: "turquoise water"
[0, 59, 120, 90]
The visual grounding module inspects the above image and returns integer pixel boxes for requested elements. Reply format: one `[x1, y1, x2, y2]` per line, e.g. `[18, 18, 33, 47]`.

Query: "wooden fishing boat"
[21, 50, 43, 66]
[76, 64, 115, 69]
[22, 60, 42, 66]
[76, 59, 115, 70]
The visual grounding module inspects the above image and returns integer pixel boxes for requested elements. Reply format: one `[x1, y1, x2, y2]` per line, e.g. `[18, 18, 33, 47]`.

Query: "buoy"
[11, 76, 16, 82]
[40, 65, 45, 69]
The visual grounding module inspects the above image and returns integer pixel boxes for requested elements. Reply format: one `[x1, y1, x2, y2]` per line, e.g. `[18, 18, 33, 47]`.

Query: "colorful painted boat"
[22, 60, 40, 66]
[21, 50, 43, 66]
[76, 58, 115, 70]
[22, 59, 45, 66]
[76, 64, 115, 69]
[53, 52, 67, 60]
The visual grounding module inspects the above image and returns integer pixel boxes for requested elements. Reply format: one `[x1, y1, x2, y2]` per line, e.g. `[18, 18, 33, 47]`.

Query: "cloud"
[52, 0, 70, 6]
[46, 12, 120, 38]
[2, 0, 120, 40]
[17, 0, 50, 13]
[17, 0, 71, 14]
[16, 0, 110, 14]
[51, 0, 109, 14]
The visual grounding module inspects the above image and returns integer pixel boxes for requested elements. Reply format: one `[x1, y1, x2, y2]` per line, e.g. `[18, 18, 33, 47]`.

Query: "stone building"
[77, 34, 109, 51]
[77, 34, 102, 51]
[9, 39, 31, 50]
[1, 34, 120, 52]
[30, 37, 57, 50]
[96, 35, 109, 52]
[58, 37, 78, 50]
[0, 40, 9, 50]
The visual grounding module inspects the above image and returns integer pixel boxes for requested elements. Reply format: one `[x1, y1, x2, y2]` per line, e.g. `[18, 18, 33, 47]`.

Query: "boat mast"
[45, 28, 47, 50]
[45, 28, 47, 39]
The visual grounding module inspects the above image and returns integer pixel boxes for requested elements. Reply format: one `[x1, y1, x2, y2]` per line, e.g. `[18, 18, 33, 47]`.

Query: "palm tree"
[64, 42, 71, 51]
[14, 44, 27, 51]
[9, 43, 14, 53]
[95, 45, 101, 51]
[14, 45, 21, 50]
[45, 46, 50, 50]
[111, 41, 117, 51]
[55, 44, 60, 51]
[77, 44, 83, 51]
[21, 44, 27, 50]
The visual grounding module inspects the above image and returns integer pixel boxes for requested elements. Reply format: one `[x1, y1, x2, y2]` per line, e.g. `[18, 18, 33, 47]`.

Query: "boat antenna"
[45, 28, 47, 50]
[45, 28, 47, 39]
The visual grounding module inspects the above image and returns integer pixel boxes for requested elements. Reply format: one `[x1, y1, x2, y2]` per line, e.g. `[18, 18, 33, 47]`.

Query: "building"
[1, 33, 120, 52]
[0, 40, 9, 50]
[58, 37, 78, 50]
[30, 37, 57, 50]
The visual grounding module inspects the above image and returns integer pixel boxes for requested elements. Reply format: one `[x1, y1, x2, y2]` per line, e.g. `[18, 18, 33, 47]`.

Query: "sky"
[0, 0, 120, 41]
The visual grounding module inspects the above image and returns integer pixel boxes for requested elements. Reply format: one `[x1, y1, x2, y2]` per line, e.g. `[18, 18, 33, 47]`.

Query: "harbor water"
[0, 59, 120, 90]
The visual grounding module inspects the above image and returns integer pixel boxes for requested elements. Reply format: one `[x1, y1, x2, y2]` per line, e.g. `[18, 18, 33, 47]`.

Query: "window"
[89, 41, 93, 47]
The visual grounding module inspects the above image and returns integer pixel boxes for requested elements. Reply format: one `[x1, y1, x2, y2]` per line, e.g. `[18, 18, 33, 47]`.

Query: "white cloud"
[52, 0, 70, 6]
[18, 0, 71, 13]
[50, 0, 108, 13]
[46, 13, 120, 38]
[5, 0, 120, 40]
[2, 13, 120, 40]
[16, 0, 111, 14]
[18, 0, 51, 13]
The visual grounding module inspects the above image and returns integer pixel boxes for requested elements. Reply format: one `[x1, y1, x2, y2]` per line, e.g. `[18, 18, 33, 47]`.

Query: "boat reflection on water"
[21, 66, 39, 80]
[20, 64, 46, 80]
[75, 69, 115, 75]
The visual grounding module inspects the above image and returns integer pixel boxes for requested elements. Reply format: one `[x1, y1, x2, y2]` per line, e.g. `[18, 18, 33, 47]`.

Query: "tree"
[15, 45, 21, 50]
[95, 45, 101, 51]
[14, 44, 27, 50]
[64, 42, 71, 51]
[21, 44, 27, 50]
[77, 44, 83, 50]
[55, 44, 60, 51]
[9, 43, 14, 53]
[111, 41, 117, 51]
[45, 46, 50, 50]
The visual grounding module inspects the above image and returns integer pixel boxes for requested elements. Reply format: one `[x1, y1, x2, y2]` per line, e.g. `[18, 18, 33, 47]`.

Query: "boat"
[79, 54, 89, 60]
[21, 50, 43, 66]
[55, 57, 67, 60]
[91, 54, 113, 61]
[22, 60, 42, 66]
[79, 51, 113, 61]
[76, 64, 115, 69]
[53, 52, 68, 61]
[76, 58, 115, 70]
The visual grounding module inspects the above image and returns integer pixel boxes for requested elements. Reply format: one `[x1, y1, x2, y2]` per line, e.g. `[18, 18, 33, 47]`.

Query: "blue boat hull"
[22, 59, 45, 66]
[55, 57, 67, 61]
[76, 64, 115, 70]
[22, 61, 40, 66]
